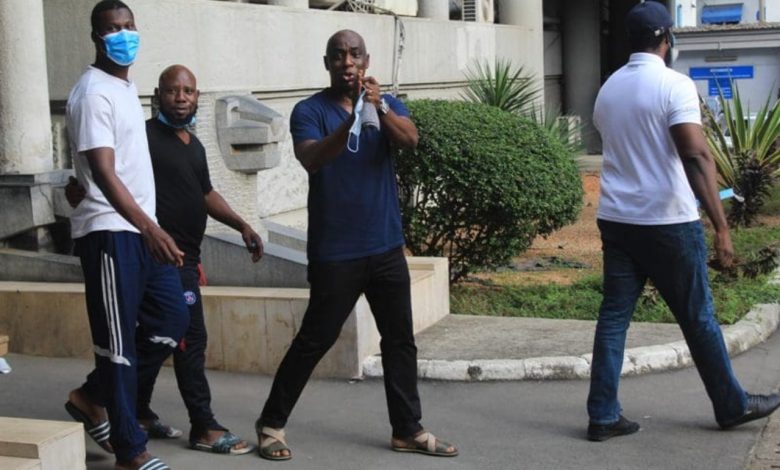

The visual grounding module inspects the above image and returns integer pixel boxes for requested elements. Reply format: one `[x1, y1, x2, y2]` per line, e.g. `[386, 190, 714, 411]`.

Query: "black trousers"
[136, 262, 221, 439]
[260, 247, 423, 438]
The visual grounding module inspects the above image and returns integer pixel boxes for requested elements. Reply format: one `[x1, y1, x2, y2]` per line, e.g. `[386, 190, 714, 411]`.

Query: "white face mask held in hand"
[346, 88, 382, 153]
[347, 89, 368, 153]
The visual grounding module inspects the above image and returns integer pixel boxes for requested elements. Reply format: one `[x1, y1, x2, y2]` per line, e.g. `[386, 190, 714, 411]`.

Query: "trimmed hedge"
[396, 99, 583, 282]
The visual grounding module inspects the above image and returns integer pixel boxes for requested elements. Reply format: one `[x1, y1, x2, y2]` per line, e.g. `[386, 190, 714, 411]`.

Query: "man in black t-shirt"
[69, 64, 262, 456]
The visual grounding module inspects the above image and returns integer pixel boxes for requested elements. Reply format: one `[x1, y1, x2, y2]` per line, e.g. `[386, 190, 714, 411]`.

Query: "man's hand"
[711, 229, 735, 270]
[361, 76, 381, 108]
[141, 224, 184, 267]
[670, 123, 734, 270]
[241, 225, 264, 263]
[65, 176, 86, 208]
[350, 69, 366, 110]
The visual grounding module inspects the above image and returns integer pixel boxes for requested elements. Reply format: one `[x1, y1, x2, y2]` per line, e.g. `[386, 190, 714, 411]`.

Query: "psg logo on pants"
[183, 291, 197, 305]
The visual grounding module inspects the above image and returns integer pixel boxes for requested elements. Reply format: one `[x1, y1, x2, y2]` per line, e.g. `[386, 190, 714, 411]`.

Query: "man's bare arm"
[294, 117, 355, 174]
[669, 123, 733, 268]
[85, 147, 184, 266]
[205, 189, 263, 262]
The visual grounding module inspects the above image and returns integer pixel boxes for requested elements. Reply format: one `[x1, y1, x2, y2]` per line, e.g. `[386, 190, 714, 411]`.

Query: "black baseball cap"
[626, 1, 674, 38]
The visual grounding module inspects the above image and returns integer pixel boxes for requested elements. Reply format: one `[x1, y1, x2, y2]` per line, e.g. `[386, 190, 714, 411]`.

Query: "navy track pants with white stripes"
[75, 230, 189, 462]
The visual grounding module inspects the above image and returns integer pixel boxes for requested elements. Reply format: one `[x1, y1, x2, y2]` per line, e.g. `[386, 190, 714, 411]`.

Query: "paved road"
[1, 329, 778, 470]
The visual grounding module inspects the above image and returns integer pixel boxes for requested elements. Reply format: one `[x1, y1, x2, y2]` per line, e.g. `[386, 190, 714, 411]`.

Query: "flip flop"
[258, 426, 292, 461]
[115, 455, 169, 470]
[392, 431, 458, 457]
[138, 457, 169, 470]
[189, 431, 255, 455]
[64, 401, 113, 453]
[139, 419, 183, 439]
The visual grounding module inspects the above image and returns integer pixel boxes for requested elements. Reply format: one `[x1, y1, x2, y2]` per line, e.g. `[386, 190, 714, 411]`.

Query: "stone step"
[264, 219, 307, 252]
[0, 417, 84, 470]
[0, 456, 42, 470]
[0, 255, 449, 379]
[0, 334, 7, 356]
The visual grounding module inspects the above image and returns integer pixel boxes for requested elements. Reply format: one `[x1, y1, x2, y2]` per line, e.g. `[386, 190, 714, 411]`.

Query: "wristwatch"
[378, 98, 389, 116]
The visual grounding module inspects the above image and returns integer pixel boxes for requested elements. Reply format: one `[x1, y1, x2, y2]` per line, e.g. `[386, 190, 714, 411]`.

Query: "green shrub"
[462, 59, 583, 157]
[461, 59, 540, 115]
[702, 82, 780, 227]
[396, 99, 583, 282]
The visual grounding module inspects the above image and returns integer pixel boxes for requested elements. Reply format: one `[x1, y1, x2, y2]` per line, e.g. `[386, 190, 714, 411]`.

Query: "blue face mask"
[102, 29, 140, 66]
[665, 32, 679, 67]
[157, 110, 197, 129]
[347, 90, 367, 153]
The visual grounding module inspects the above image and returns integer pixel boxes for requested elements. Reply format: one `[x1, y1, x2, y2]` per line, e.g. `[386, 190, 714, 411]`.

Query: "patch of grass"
[452, 224, 780, 324]
[762, 183, 780, 214]
[452, 269, 778, 324]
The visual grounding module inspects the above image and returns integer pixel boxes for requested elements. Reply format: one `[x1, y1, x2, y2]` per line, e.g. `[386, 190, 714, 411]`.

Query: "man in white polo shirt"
[64, 1, 188, 468]
[586, 1, 780, 442]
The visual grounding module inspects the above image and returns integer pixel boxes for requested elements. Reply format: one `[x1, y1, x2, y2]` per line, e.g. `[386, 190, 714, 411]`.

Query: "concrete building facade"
[10, 0, 776, 258]
[0, 0, 544, 246]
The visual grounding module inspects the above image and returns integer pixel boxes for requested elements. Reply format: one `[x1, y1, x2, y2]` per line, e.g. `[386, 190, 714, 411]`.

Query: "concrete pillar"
[495, 0, 544, 111]
[267, 0, 308, 8]
[0, 0, 53, 175]
[497, 0, 542, 28]
[562, 0, 602, 154]
[418, 0, 449, 20]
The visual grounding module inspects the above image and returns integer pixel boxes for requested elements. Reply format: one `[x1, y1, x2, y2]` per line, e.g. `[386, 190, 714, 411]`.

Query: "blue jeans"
[587, 220, 747, 425]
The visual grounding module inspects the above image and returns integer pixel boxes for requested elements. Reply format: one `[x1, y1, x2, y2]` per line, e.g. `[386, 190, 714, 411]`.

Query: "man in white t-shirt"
[586, 1, 780, 442]
[63, 2, 188, 468]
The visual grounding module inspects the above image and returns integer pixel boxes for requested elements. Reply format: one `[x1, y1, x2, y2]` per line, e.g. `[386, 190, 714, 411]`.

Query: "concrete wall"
[43, 1, 542, 98]
[675, 26, 780, 113]
[42, 0, 543, 222]
[675, 47, 780, 110]
[0, 256, 449, 378]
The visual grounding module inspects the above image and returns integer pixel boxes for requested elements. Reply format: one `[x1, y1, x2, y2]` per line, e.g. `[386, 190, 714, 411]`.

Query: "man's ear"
[364, 53, 370, 70]
[323, 55, 329, 71]
[91, 31, 103, 50]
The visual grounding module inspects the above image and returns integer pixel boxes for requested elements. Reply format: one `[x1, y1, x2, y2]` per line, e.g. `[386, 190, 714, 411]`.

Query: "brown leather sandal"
[392, 430, 458, 457]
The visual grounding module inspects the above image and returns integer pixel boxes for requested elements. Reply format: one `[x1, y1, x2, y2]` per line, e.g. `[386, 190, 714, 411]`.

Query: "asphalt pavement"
[1, 324, 778, 470]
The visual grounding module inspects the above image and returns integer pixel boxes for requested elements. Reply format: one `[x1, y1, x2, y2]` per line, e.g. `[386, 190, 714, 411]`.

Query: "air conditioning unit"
[461, 0, 494, 23]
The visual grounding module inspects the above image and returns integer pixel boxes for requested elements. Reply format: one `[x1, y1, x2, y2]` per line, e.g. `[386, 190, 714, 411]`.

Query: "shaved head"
[158, 64, 196, 89]
[155, 64, 199, 127]
[326, 29, 366, 56]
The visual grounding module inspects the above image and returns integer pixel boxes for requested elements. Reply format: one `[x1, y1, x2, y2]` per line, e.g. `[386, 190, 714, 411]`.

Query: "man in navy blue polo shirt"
[255, 29, 457, 461]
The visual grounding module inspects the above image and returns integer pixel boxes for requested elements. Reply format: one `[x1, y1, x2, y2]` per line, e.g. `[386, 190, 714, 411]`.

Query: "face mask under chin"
[157, 109, 197, 129]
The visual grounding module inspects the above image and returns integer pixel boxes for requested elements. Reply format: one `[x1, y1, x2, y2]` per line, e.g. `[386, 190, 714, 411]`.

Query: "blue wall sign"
[689, 66, 754, 80]
[689, 66, 753, 97]
[708, 78, 733, 98]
